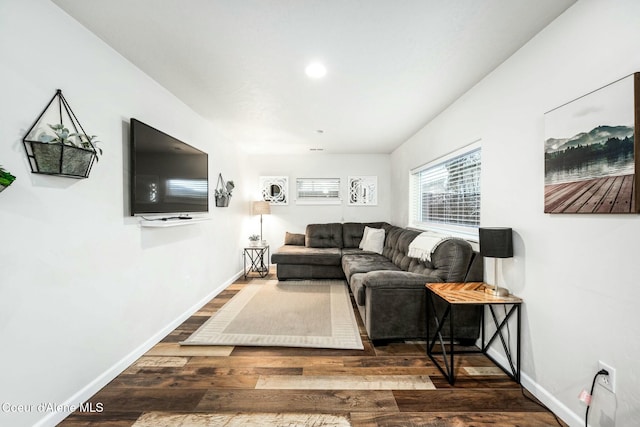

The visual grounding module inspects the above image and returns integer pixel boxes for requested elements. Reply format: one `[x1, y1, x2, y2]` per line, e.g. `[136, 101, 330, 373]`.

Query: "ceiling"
[52, 0, 576, 154]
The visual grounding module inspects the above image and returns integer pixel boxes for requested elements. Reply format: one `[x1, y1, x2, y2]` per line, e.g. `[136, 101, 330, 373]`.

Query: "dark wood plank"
[83, 388, 207, 412]
[196, 389, 399, 413]
[187, 366, 303, 376]
[393, 389, 547, 412]
[108, 373, 259, 389]
[230, 343, 376, 357]
[351, 411, 565, 427]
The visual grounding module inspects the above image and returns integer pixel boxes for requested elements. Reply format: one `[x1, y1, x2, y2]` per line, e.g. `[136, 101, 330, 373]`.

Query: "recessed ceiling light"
[305, 62, 327, 79]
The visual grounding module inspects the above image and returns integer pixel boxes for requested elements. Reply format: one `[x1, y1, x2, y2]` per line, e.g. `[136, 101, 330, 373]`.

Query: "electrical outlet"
[598, 361, 616, 393]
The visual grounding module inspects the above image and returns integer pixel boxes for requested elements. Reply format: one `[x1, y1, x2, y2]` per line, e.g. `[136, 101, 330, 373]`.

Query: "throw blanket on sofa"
[407, 231, 449, 263]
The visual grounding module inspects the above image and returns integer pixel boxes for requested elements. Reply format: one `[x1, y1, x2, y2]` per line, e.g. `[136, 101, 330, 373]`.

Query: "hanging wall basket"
[22, 89, 100, 179]
[214, 173, 234, 207]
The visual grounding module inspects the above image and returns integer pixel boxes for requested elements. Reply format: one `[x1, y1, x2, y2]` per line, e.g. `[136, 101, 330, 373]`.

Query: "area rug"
[180, 280, 363, 350]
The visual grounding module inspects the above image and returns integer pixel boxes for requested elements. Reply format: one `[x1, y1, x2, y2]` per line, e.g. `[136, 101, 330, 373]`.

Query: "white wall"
[0, 1, 248, 426]
[243, 154, 391, 248]
[391, 1, 640, 426]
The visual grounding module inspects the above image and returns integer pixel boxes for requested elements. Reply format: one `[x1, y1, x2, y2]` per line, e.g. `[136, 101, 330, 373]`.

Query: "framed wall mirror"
[259, 176, 289, 205]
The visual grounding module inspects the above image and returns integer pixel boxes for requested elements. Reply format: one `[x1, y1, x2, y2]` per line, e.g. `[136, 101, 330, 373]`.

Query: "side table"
[425, 282, 522, 385]
[243, 245, 270, 279]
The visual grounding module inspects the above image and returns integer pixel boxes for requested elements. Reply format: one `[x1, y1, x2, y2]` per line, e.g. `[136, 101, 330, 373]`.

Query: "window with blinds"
[410, 144, 481, 235]
[296, 178, 341, 204]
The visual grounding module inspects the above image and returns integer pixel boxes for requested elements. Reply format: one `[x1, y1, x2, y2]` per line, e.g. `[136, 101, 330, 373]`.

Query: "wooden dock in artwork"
[545, 173, 637, 213]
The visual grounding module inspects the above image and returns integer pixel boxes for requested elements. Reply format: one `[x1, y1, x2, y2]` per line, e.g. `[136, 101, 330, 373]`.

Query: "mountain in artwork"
[545, 125, 633, 154]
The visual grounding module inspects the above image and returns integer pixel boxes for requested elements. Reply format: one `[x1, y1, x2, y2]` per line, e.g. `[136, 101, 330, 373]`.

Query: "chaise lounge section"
[271, 222, 483, 342]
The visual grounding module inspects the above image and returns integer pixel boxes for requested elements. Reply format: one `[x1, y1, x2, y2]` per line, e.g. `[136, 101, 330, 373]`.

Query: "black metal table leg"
[243, 246, 270, 279]
[426, 290, 455, 384]
[425, 283, 522, 386]
[483, 304, 520, 382]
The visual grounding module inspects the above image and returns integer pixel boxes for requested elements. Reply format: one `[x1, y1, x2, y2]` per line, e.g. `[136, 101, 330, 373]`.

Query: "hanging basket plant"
[0, 166, 16, 193]
[215, 173, 235, 207]
[22, 90, 102, 179]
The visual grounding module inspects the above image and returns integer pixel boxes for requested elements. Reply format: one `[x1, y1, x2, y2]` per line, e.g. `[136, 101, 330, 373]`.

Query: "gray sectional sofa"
[271, 222, 483, 342]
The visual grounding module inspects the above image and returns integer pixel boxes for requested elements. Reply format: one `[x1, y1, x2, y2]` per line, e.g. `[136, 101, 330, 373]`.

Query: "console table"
[243, 245, 270, 279]
[425, 282, 522, 385]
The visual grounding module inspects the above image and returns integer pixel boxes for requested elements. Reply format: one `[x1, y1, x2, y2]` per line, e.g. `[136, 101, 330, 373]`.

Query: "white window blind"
[296, 178, 341, 204]
[410, 145, 481, 234]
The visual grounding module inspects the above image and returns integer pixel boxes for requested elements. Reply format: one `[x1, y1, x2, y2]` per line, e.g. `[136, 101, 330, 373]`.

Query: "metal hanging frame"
[22, 89, 97, 178]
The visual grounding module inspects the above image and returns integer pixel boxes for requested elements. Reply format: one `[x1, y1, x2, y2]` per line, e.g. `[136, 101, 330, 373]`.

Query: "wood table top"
[426, 282, 523, 304]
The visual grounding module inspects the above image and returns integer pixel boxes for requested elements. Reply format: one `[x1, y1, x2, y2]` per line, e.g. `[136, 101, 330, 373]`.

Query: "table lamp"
[479, 227, 513, 296]
[251, 200, 271, 243]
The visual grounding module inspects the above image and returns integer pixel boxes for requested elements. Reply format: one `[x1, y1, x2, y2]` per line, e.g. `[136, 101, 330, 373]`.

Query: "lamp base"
[484, 285, 510, 297]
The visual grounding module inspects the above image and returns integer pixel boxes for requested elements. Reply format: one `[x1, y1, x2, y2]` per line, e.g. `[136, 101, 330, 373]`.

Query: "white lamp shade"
[251, 200, 271, 215]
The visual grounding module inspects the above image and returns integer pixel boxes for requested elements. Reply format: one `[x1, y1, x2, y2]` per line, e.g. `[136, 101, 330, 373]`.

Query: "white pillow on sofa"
[361, 227, 385, 254]
[359, 226, 371, 249]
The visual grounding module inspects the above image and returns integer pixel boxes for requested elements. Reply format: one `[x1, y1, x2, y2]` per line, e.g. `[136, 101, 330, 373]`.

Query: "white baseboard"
[34, 270, 243, 427]
[486, 347, 582, 427]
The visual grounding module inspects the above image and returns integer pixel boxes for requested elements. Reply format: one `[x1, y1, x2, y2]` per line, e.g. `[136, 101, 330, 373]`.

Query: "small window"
[410, 142, 481, 236]
[296, 178, 341, 204]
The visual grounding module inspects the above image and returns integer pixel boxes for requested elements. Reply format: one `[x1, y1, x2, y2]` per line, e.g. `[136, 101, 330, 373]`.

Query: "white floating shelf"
[139, 217, 210, 228]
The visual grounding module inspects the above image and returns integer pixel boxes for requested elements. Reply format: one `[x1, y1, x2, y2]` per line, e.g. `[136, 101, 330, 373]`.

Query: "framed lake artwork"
[544, 73, 639, 213]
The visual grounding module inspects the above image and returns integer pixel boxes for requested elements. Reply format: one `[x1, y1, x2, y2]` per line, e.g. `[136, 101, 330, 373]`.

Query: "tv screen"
[130, 119, 208, 216]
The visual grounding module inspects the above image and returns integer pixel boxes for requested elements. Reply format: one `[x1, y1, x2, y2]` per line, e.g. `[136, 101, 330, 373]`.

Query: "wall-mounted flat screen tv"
[130, 118, 208, 216]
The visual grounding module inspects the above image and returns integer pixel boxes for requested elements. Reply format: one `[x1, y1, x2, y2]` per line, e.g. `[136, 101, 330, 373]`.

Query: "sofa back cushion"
[284, 232, 306, 246]
[408, 238, 474, 282]
[381, 227, 477, 283]
[306, 223, 344, 248]
[382, 227, 420, 270]
[464, 252, 484, 282]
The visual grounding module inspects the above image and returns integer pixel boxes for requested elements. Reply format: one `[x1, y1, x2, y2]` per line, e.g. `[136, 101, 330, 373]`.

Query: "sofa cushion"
[363, 270, 444, 289]
[361, 227, 385, 254]
[271, 245, 342, 266]
[284, 232, 305, 246]
[342, 252, 400, 282]
[349, 273, 367, 306]
[358, 226, 370, 249]
[306, 223, 343, 248]
[275, 263, 345, 280]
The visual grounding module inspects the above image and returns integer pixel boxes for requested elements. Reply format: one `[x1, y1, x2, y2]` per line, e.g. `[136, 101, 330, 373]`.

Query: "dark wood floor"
[60, 270, 565, 427]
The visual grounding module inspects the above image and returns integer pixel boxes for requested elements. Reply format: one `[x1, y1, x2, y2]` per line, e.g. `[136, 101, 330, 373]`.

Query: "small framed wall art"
[544, 73, 639, 213]
[348, 176, 377, 206]
[259, 176, 289, 205]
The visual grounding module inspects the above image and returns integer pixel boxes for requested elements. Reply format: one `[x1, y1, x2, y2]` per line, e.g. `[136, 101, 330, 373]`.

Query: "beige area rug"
[180, 280, 363, 350]
[132, 412, 351, 427]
